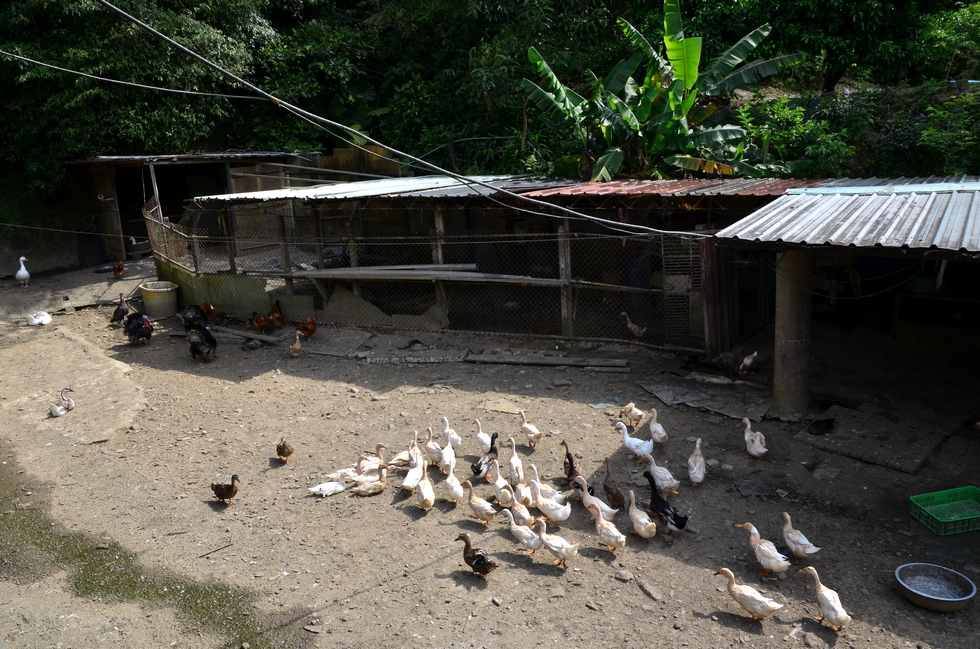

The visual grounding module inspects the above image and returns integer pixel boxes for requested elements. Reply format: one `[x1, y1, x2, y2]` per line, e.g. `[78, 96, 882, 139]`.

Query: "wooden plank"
[465, 354, 629, 368]
[583, 366, 632, 373]
[209, 325, 286, 343]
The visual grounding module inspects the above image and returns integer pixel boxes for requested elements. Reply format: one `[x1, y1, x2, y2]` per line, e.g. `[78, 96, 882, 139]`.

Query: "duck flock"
[287, 402, 849, 630]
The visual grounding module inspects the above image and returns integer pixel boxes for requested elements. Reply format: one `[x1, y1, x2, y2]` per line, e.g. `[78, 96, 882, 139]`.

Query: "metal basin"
[895, 563, 976, 612]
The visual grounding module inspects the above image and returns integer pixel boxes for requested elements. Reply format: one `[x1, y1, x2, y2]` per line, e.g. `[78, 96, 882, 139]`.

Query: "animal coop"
[144, 176, 802, 353]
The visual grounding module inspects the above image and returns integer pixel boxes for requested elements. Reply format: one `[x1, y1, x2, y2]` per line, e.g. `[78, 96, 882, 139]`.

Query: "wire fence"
[144, 197, 706, 351]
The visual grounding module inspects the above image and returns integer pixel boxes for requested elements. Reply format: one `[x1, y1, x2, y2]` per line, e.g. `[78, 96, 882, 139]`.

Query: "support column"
[772, 250, 812, 420]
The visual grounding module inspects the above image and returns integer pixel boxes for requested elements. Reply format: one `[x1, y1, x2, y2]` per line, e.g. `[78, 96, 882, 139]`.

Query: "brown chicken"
[112, 261, 124, 278]
[269, 299, 284, 327]
[252, 312, 270, 334]
[296, 317, 317, 340]
[202, 302, 222, 322]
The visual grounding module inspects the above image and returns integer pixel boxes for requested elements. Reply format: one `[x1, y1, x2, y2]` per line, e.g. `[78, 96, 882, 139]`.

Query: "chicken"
[290, 331, 302, 359]
[251, 311, 270, 334]
[110, 292, 129, 323]
[123, 313, 153, 345]
[296, 318, 317, 340]
[269, 299, 284, 327]
[180, 304, 207, 331]
[202, 302, 222, 322]
[112, 261, 124, 278]
[739, 351, 760, 375]
[186, 324, 217, 362]
[620, 311, 646, 340]
[619, 402, 645, 427]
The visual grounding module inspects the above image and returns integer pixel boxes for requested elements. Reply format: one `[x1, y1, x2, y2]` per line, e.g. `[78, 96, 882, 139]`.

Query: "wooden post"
[148, 163, 162, 218]
[558, 221, 574, 337]
[346, 219, 360, 297]
[277, 212, 294, 294]
[220, 208, 238, 274]
[772, 250, 812, 420]
[432, 207, 447, 309]
[314, 207, 325, 271]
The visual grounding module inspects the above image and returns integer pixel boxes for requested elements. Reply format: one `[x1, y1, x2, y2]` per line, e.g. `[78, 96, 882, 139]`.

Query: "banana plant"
[522, 0, 803, 180]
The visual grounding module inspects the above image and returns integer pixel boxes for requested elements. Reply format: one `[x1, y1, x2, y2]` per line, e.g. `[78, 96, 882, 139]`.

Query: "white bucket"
[139, 281, 179, 319]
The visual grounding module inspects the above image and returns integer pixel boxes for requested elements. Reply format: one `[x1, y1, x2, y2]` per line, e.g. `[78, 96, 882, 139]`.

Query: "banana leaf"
[702, 54, 804, 96]
[697, 24, 772, 91]
[591, 147, 625, 182]
[665, 154, 736, 176]
[617, 18, 670, 78]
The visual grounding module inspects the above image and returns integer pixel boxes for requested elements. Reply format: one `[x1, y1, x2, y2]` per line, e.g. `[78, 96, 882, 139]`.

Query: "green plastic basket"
[909, 486, 980, 535]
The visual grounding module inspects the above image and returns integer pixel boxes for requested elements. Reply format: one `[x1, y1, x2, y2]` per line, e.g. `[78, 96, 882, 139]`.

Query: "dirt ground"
[0, 296, 978, 649]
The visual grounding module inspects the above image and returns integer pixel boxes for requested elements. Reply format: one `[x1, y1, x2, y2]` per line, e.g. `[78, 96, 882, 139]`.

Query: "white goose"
[416, 460, 435, 511]
[424, 427, 443, 465]
[647, 408, 668, 445]
[588, 503, 626, 552]
[507, 437, 525, 484]
[474, 419, 492, 454]
[443, 456, 465, 503]
[572, 476, 618, 522]
[438, 437, 456, 475]
[639, 452, 680, 496]
[528, 464, 566, 504]
[534, 518, 579, 570]
[15, 256, 29, 287]
[688, 437, 706, 486]
[490, 459, 513, 507]
[530, 480, 571, 524]
[308, 468, 355, 497]
[627, 490, 657, 538]
[442, 417, 462, 449]
[519, 410, 543, 448]
[501, 508, 542, 555]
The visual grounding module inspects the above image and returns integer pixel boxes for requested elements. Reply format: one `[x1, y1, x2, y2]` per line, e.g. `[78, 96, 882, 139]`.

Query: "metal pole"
[772, 250, 812, 420]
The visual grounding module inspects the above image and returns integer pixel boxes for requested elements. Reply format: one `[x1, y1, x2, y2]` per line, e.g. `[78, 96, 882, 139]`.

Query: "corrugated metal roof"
[715, 184, 980, 254]
[193, 175, 521, 203]
[394, 177, 580, 198]
[69, 152, 295, 165]
[522, 178, 830, 198]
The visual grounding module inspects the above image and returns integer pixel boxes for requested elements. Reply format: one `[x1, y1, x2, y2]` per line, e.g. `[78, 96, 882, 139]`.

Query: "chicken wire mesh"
[144, 197, 706, 350]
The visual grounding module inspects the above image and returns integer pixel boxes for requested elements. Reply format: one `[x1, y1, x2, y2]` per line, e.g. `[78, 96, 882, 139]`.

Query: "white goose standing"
[16, 257, 30, 287]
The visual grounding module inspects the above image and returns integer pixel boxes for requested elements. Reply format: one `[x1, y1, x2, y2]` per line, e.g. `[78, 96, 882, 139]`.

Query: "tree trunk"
[821, 64, 846, 93]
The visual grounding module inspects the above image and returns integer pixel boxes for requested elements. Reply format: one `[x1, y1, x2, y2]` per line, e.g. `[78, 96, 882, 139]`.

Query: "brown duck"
[603, 457, 626, 510]
[211, 475, 240, 505]
[455, 532, 498, 578]
[277, 438, 294, 463]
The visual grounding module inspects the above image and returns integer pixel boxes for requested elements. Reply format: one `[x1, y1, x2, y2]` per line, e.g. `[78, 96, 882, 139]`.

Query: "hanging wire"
[762, 254, 926, 300]
[88, 0, 711, 240]
[0, 49, 261, 100]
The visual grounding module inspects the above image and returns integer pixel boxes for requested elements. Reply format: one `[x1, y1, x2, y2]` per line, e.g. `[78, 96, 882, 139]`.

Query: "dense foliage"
[0, 0, 978, 196]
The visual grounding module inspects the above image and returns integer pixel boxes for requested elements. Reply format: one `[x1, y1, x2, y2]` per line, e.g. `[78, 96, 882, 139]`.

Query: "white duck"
[442, 417, 462, 449]
[639, 453, 680, 496]
[501, 508, 542, 555]
[27, 311, 52, 326]
[438, 437, 456, 475]
[530, 480, 571, 524]
[534, 518, 579, 570]
[743, 418, 768, 459]
[474, 418, 492, 454]
[386, 432, 417, 469]
[627, 490, 657, 538]
[572, 476, 618, 522]
[507, 437, 525, 484]
[443, 456, 465, 503]
[528, 464, 566, 504]
[490, 459, 513, 507]
[509, 495, 535, 527]
[687, 437, 706, 486]
[619, 402, 644, 427]
[50, 403, 68, 417]
[58, 388, 75, 412]
[519, 410, 543, 448]
[511, 480, 533, 507]
[647, 408, 668, 445]
[416, 460, 435, 511]
[738, 522, 791, 576]
[740, 351, 760, 375]
[715, 568, 783, 620]
[462, 480, 497, 525]
[15, 256, 29, 287]
[615, 421, 653, 458]
[402, 457, 424, 494]
[308, 468, 355, 497]
[800, 566, 852, 630]
[781, 512, 820, 560]
[588, 503, 626, 552]
[424, 427, 443, 465]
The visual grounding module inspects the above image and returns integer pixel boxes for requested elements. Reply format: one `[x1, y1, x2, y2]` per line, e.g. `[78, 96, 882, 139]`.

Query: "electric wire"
[0, 49, 261, 100]
[762, 255, 927, 301]
[90, 0, 710, 240]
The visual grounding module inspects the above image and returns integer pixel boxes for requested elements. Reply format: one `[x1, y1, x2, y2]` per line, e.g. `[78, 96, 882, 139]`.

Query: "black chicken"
[186, 324, 217, 362]
[180, 305, 208, 332]
[123, 313, 153, 345]
[642, 470, 688, 532]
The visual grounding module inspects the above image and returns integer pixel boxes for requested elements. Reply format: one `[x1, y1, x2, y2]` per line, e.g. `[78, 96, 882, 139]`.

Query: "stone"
[492, 597, 502, 606]
[615, 570, 634, 582]
[637, 579, 663, 601]
[721, 464, 734, 472]
[804, 632, 825, 648]
[553, 378, 572, 387]
[706, 458, 720, 467]
[813, 465, 841, 481]
[585, 600, 600, 611]
[549, 587, 566, 598]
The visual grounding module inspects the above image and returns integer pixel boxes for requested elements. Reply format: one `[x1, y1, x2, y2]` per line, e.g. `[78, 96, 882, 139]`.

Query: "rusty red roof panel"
[523, 178, 831, 198]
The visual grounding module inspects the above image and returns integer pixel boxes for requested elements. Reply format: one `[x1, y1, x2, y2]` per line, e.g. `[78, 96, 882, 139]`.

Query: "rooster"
[296, 317, 317, 340]
[110, 292, 129, 323]
[180, 305, 208, 331]
[112, 261, 124, 278]
[186, 324, 217, 362]
[269, 299, 284, 327]
[201, 302, 222, 322]
[122, 313, 153, 345]
[251, 311, 270, 334]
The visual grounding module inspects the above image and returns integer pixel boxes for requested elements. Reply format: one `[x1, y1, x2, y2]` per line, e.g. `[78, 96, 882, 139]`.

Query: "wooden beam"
[208, 325, 286, 343]
[465, 354, 628, 368]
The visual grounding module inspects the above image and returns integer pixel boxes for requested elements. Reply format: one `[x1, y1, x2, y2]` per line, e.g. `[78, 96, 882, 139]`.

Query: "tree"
[522, 0, 801, 180]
